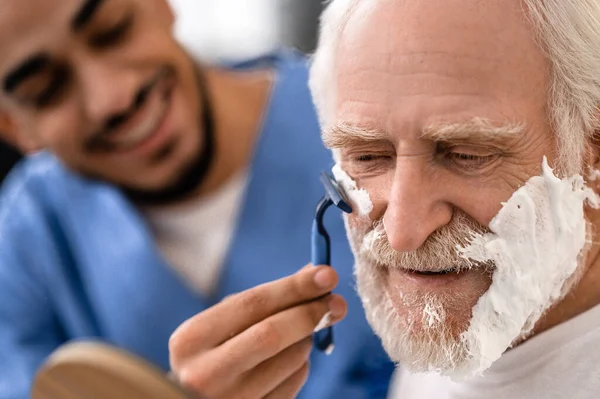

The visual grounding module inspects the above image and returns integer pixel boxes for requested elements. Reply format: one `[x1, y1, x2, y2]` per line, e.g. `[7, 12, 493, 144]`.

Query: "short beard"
[123, 68, 216, 205]
[354, 211, 491, 374]
[365, 287, 473, 373]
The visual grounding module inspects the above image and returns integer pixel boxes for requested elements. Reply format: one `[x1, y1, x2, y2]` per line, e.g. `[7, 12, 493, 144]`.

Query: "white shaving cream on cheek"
[332, 164, 374, 217]
[456, 156, 599, 377]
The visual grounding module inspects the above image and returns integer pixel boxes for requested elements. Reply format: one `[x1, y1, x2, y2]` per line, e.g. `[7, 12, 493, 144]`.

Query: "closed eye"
[13, 65, 70, 109]
[89, 13, 133, 48]
[34, 67, 70, 107]
[441, 147, 500, 172]
[448, 153, 495, 163]
[353, 153, 394, 163]
[355, 154, 380, 162]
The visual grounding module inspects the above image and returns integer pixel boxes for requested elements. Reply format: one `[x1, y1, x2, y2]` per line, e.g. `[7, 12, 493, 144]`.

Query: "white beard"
[336, 157, 596, 379]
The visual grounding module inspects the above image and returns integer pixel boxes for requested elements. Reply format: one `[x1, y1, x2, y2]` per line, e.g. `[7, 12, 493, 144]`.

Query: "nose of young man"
[78, 59, 143, 127]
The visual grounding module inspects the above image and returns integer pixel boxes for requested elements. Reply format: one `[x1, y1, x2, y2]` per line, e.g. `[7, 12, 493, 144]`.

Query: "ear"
[0, 111, 41, 154]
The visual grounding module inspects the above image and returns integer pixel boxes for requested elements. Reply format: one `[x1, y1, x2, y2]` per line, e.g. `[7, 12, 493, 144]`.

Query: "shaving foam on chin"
[453, 156, 598, 378]
[332, 164, 374, 217]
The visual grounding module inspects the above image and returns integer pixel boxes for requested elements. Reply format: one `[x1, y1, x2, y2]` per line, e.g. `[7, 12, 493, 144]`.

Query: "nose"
[383, 159, 452, 252]
[75, 55, 141, 126]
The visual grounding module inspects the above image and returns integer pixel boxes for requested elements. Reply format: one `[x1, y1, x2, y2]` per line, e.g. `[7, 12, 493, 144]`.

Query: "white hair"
[309, 0, 600, 175]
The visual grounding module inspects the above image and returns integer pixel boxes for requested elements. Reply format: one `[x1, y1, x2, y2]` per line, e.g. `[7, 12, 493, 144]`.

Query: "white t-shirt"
[389, 304, 600, 399]
[144, 171, 248, 296]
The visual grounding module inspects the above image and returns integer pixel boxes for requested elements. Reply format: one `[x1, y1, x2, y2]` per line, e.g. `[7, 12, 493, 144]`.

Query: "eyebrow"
[3, 54, 51, 94]
[72, 0, 105, 32]
[422, 117, 525, 143]
[322, 117, 525, 148]
[322, 122, 388, 148]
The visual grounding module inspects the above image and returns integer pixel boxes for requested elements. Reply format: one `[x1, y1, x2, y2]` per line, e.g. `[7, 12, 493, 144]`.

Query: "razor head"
[320, 172, 353, 214]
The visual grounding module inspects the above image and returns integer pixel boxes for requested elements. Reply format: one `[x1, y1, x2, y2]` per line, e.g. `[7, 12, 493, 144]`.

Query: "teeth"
[112, 96, 167, 149]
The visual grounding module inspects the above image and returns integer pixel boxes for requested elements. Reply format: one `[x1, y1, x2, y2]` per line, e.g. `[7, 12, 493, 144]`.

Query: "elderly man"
[309, 0, 600, 397]
[0, 0, 394, 398]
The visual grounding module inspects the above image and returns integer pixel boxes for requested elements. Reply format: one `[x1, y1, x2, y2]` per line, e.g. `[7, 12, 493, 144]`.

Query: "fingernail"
[328, 296, 345, 318]
[314, 311, 333, 333]
[314, 268, 333, 289]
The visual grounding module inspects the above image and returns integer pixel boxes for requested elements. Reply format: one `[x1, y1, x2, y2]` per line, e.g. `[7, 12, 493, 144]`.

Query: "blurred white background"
[167, 0, 323, 62]
[168, 0, 279, 62]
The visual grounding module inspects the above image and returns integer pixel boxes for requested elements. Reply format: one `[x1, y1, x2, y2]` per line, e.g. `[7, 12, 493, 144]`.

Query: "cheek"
[347, 213, 371, 234]
[367, 186, 390, 221]
[128, 26, 182, 65]
[34, 108, 82, 158]
[450, 183, 510, 226]
[349, 173, 395, 221]
[346, 216, 366, 247]
[457, 191, 506, 227]
[169, 83, 197, 134]
[457, 157, 552, 226]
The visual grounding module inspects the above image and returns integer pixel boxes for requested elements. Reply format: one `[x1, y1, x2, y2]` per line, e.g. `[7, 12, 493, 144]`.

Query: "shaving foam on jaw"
[332, 164, 374, 217]
[454, 156, 598, 378]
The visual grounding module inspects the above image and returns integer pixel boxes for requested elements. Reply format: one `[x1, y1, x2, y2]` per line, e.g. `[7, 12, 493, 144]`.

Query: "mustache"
[359, 211, 493, 273]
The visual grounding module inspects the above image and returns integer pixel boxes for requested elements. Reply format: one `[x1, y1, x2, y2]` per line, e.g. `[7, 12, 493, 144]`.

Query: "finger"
[203, 294, 346, 378]
[220, 338, 312, 399]
[263, 362, 310, 399]
[174, 295, 345, 396]
[170, 266, 339, 359]
[174, 295, 345, 397]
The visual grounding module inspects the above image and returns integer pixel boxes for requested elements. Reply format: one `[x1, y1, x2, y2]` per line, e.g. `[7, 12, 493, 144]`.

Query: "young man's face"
[0, 0, 207, 197]
[327, 0, 594, 375]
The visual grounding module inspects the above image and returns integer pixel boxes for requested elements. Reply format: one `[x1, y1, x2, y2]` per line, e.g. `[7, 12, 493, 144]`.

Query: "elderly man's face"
[329, 0, 578, 374]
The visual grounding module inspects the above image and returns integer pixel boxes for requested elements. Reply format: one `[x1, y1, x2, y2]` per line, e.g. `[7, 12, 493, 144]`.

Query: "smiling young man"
[0, 0, 395, 398]
[309, 0, 600, 398]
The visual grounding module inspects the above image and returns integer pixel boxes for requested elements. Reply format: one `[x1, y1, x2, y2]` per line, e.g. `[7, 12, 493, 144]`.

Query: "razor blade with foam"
[311, 171, 353, 355]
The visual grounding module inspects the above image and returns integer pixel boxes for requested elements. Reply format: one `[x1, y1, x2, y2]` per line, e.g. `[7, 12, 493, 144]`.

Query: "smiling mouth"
[108, 92, 170, 151]
[87, 68, 175, 153]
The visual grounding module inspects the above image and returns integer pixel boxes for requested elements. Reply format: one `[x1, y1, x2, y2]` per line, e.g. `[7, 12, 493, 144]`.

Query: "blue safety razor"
[312, 171, 353, 354]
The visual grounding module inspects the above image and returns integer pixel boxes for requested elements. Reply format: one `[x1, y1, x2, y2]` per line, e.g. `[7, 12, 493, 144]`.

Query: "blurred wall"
[168, 0, 323, 62]
[279, 0, 324, 54]
[168, 0, 281, 62]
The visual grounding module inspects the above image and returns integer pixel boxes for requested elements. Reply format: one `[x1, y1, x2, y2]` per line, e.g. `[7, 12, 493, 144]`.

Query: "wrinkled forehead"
[336, 0, 548, 98]
[331, 0, 550, 137]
